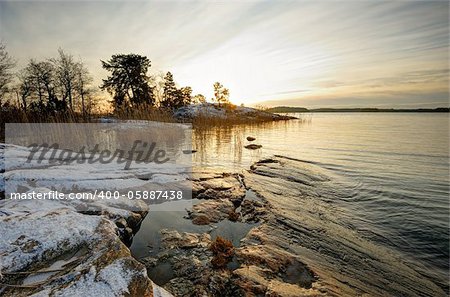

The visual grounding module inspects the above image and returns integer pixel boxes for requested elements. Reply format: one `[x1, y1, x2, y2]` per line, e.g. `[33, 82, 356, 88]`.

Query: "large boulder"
[0, 199, 155, 296]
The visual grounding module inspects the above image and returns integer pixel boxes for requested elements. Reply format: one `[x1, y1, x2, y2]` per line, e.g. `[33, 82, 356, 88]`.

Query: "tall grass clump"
[0, 105, 94, 142]
[113, 104, 175, 122]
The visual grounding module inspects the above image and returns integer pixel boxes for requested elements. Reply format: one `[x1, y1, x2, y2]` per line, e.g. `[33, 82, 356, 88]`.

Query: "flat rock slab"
[0, 201, 154, 296]
[193, 173, 246, 203]
[188, 199, 235, 225]
[242, 156, 446, 297]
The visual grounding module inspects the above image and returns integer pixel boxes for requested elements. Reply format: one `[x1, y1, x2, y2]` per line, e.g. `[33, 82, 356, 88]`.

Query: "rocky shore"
[0, 144, 176, 296]
[1, 144, 446, 296]
[137, 157, 446, 296]
[0, 196, 160, 296]
[174, 103, 296, 122]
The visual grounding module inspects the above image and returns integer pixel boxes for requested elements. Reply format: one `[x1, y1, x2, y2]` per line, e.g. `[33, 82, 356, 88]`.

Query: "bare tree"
[26, 59, 55, 104]
[0, 43, 16, 101]
[52, 49, 78, 110]
[74, 59, 93, 118]
[15, 70, 33, 110]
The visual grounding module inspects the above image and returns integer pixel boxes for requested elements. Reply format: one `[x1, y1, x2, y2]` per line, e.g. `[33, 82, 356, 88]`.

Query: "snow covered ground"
[0, 143, 176, 296]
[174, 103, 295, 121]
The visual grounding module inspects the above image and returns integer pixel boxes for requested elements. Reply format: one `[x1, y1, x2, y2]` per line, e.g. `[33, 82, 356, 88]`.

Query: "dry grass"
[1, 102, 300, 142]
[210, 236, 234, 269]
[114, 104, 175, 122]
[0, 104, 176, 141]
[0, 106, 92, 142]
[191, 114, 292, 128]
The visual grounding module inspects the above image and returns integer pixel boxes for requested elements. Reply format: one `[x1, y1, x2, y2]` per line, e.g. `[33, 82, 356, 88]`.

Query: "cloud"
[0, 1, 448, 107]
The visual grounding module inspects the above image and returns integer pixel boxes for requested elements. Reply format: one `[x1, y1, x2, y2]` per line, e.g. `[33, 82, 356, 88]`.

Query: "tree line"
[0, 43, 231, 118]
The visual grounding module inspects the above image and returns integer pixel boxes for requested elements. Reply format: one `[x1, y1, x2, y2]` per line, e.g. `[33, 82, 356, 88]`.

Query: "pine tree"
[213, 82, 230, 107]
[161, 72, 179, 108]
[100, 54, 155, 110]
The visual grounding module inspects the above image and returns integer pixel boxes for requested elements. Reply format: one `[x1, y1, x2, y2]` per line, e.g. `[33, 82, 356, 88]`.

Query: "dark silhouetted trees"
[15, 50, 94, 115]
[160, 71, 178, 108]
[160, 72, 192, 109]
[213, 82, 230, 106]
[52, 49, 78, 110]
[26, 60, 56, 107]
[15, 69, 32, 110]
[179, 86, 192, 106]
[100, 54, 155, 111]
[192, 94, 206, 104]
[0, 43, 15, 102]
[75, 60, 94, 118]
[2, 46, 229, 116]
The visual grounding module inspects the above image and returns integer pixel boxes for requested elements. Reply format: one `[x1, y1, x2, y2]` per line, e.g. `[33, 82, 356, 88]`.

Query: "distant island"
[266, 106, 450, 113]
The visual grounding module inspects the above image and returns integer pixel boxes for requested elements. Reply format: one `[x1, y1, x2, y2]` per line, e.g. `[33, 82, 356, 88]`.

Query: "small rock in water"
[192, 215, 211, 225]
[246, 136, 256, 141]
[244, 144, 262, 150]
[183, 150, 197, 154]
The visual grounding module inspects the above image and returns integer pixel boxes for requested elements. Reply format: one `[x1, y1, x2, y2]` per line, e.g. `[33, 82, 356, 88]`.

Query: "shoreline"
[0, 146, 447, 296]
[266, 107, 450, 113]
[136, 156, 446, 296]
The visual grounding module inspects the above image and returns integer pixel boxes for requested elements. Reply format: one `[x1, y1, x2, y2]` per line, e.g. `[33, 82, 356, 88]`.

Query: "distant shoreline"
[266, 106, 450, 113]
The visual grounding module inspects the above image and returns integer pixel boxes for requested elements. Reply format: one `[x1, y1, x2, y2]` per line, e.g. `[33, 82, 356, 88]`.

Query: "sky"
[0, 0, 448, 108]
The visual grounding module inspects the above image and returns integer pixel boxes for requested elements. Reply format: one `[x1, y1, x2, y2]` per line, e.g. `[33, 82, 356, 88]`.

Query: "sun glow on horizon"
[172, 32, 336, 106]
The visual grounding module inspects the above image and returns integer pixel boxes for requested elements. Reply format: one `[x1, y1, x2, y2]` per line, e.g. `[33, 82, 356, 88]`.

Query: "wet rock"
[174, 255, 207, 279]
[227, 210, 240, 222]
[143, 229, 243, 297]
[115, 217, 128, 228]
[236, 244, 316, 287]
[190, 172, 223, 182]
[207, 270, 240, 296]
[196, 188, 246, 205]
[164, 278, 197, 296]
[233, 265, 318, 297]
[139, 256, 158, 268]
[160, 229, 212, 249]
[201, 177, 235, 190]
[141, 230, 215, 295]
[0, 205, 156, 297]
[192, 214, 211, 225]
[182, 150, 197, 154]
[192, 181, 206, 196]
[191, 173, 246, 205]
[188, 199, 235, 224]
[240, 199, 267, 223]
[243, 155, 447, 296]
[244, 144, 262, 150]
